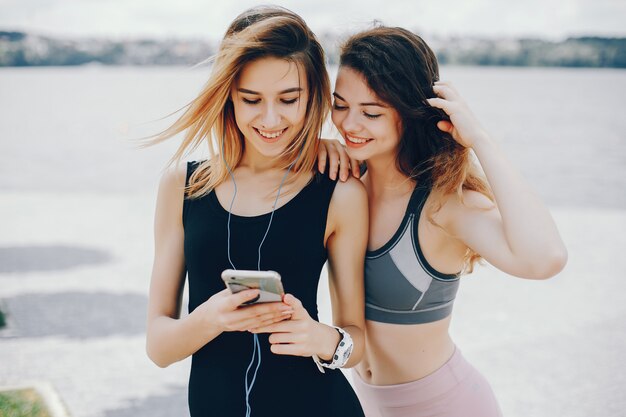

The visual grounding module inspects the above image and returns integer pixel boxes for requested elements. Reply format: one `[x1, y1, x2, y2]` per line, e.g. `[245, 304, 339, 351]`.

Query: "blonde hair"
[146, 6, 330, 198]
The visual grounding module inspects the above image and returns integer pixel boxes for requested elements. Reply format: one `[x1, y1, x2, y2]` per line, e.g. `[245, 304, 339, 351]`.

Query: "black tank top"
[183, 161, 364, 417]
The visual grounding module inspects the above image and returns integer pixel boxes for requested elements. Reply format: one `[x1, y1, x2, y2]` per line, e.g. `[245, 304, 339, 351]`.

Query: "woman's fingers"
[226, 289, 260, 309]
[225, 304, 292, 331]
[433, 81, 466, 111]
[426, 97, 454, 114]
[428, 87, 481, 148]
[437, 120, 454, 133]
[250, 318, 296, 334]
[226, 299, 289, 318]
[268, 331, 301, 345]
[255, 310, 293, 324]
[317, 140, 328, 174]
[240, 312, 291, 332]
[236, 300, 291, 316]
[334, 141, 351, 182]
[270, 343, 305, 356]
[282, 294, 309, 320]
[433, 83, 450, 99]
[317, 139, 354, 181]
[434, 80, 460, 95]
[327, 143, 340, 180]
[350, 157, 361, 178]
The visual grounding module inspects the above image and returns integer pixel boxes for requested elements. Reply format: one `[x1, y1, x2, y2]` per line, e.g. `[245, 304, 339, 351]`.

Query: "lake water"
[0, 65, 625, 208]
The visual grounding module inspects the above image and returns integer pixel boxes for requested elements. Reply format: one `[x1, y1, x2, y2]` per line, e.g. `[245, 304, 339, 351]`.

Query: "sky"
[1, 0, 625, 40]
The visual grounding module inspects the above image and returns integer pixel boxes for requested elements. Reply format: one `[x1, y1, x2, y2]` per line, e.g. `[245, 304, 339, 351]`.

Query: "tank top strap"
[407, 182, 431, 216]
[185, 160, 201, 187]
[183, 160, 204, 227]
[306, 171, 339, 222]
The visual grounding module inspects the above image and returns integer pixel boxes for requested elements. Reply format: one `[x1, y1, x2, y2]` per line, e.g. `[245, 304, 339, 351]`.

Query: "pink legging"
[352, 348, 502, 417]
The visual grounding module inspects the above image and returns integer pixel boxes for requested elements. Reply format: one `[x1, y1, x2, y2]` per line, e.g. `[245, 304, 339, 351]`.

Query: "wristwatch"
[312, 326, 353, 373]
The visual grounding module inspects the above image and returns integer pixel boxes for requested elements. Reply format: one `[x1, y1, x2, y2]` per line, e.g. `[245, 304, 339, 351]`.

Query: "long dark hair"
[340, 26, 493, 272]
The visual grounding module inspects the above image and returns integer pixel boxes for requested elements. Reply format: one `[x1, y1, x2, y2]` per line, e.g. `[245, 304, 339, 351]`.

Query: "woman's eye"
[281, 98, 299, 104]
[242, 98, 260, 105]
[333, 102, 347, 111]
[363, 112, 381, 119]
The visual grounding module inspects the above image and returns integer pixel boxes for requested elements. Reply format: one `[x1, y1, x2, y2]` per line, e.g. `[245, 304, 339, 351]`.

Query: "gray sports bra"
[365, 185, 461, 325]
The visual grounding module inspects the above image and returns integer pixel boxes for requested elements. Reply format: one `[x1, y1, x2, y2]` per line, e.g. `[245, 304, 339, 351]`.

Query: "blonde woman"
[145, 7, 367, 417]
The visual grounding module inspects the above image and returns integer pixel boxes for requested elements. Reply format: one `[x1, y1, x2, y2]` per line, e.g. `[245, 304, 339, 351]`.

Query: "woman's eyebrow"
[333, 91, 386, 107]
[237, 87, 303, 95]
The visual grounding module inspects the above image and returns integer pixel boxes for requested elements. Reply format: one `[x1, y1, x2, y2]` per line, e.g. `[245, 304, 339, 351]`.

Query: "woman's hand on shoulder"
[317, 138, 361, 182]
[427, 81, 489, 148]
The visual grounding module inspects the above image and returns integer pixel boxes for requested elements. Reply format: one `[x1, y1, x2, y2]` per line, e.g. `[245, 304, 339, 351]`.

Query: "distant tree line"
[1, 31, 625, 68]
[0, 31, 215, 66]
[434, 36, 626, 68]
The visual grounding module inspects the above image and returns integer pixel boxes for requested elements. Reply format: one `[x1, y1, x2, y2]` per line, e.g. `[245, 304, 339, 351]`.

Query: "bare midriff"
[355, 316, 456, 386]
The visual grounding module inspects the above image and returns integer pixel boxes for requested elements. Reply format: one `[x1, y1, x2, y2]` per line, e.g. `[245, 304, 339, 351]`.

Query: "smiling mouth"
[254, 127, 287, 140]
[345, 133, 373, 144]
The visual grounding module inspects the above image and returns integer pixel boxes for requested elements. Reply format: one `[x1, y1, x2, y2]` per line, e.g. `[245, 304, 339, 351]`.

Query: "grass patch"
[0, 389, 52, 417]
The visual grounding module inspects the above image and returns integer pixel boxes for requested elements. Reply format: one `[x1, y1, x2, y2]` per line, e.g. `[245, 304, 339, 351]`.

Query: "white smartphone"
[221, 269, 285, 305]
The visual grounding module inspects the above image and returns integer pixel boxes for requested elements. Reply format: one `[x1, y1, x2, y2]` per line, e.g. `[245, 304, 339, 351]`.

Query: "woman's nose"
[340, 110, 361, 133]
[260, 104, 281, 129]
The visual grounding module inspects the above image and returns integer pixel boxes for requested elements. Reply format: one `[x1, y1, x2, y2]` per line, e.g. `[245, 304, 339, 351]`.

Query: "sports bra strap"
[407, 184, 430, 215]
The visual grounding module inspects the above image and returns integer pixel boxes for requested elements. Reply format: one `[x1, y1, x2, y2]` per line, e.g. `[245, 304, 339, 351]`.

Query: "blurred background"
[1, 1, 625, 416]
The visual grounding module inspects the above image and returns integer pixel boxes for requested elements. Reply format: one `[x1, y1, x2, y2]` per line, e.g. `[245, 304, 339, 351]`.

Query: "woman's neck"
[238, 146, 283, 174]
[364, 155, 415, 199]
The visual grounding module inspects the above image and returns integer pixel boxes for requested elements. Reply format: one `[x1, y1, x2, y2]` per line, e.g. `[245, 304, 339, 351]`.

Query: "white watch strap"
[312, 354, 326, 373]
[311, 326, 353, 373]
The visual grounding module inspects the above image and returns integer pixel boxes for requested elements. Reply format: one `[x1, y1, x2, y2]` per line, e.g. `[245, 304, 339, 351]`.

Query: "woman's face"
[232, 57, 308, 159]
[331, 66, 402, 162]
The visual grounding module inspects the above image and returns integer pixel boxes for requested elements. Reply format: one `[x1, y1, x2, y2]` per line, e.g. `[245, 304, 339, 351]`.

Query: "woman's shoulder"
[333, 176, 367, 201]
[430, 188, 496, 230]
[154, 162, 190, 226]
[307, 169, 364, 199]
[158, 163, 188, 194]
[157, 160, 210, 203]
[443, 189, 494, 213]
[328, 176, 368, 226]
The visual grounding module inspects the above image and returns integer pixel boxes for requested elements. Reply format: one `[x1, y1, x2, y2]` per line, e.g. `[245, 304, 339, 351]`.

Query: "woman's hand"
[250, 294, 340, 360]
[427, 81, 489, 148]
[199, 288, 293, 333]
[317, 139, 361, 182]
